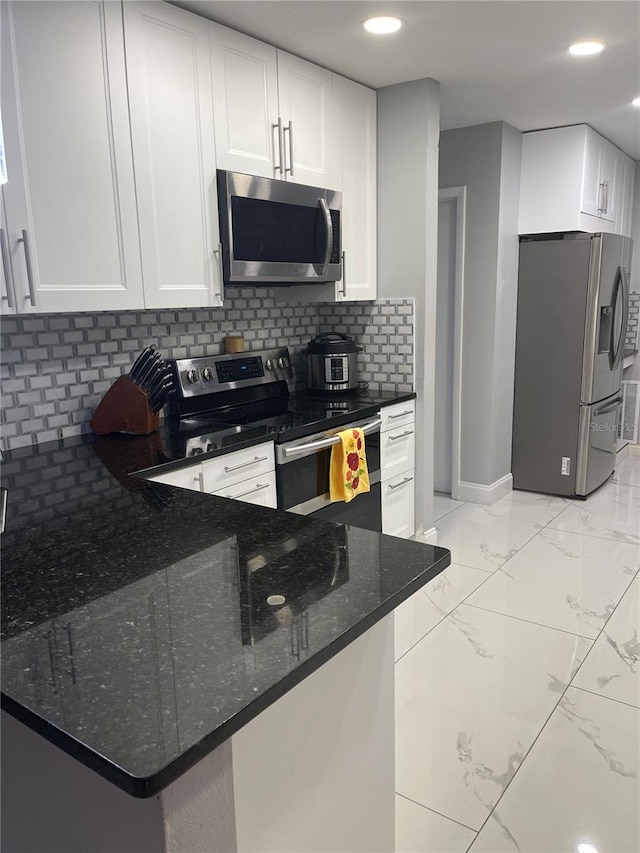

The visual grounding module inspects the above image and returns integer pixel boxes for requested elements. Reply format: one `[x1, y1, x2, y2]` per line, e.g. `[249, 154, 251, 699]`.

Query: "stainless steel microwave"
[217, 170, 342, 285]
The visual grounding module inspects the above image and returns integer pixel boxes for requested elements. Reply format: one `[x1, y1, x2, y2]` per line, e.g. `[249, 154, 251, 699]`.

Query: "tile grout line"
[571, 683, 640, 712]
[459, 601, 598, 642]
[462, 557, 640, 852]
[395, 791, 478, 834]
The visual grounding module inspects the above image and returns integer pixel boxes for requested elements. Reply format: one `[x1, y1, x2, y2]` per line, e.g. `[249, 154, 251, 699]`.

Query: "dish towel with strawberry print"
[329, 427, 370, 503]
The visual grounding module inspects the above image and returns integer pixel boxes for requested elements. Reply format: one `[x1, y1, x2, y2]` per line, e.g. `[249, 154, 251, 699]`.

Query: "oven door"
[276, 416, 382, 533]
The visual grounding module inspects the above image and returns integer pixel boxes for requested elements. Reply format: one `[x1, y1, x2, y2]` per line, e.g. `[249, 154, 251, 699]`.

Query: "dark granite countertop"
[0, 427, 448, 798]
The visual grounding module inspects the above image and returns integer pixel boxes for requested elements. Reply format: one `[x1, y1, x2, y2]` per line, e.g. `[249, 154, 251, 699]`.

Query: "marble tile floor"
[397, 459, 640, 853]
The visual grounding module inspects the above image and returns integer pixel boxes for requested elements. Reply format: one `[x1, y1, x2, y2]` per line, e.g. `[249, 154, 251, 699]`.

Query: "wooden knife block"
[90, 376, 160, 436]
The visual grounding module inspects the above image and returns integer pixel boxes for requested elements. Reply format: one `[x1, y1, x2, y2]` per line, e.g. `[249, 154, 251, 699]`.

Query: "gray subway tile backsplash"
[1, 295, 414, 451]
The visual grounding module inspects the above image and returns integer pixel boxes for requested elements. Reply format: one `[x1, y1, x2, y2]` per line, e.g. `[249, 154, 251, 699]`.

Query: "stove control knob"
[265, 358, 274, 371]
[277, 356, 289, 369]
[202, 366, 214, 382]
[190, 446, 204, 456]
[186, 368, 199, 384]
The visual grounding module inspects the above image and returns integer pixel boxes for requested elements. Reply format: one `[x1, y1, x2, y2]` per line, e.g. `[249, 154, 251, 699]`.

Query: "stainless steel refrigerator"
[512, 232, 632, 497]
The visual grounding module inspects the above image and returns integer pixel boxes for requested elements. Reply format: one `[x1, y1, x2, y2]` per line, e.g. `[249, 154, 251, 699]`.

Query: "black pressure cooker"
[306, 333, 360, 393]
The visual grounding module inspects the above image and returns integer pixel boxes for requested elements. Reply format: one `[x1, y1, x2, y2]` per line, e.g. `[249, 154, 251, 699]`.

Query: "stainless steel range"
[167, 348, 382, 531]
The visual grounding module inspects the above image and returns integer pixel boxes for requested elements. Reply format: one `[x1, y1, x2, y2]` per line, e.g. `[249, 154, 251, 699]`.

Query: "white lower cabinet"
[146, 464, 203, 492]
[213, 471, 277, 508]
[382, 471, 416, 539]
[381, 400, 416, 538]
[145, 442, 277, 509]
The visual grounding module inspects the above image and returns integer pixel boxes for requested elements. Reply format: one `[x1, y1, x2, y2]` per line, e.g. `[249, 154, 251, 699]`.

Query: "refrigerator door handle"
[594, 396, 623, 417]
[609, 266, 629, 370]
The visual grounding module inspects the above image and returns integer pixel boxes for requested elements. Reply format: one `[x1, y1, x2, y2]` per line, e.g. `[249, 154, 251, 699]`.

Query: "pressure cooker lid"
[307, 332, 358, 355]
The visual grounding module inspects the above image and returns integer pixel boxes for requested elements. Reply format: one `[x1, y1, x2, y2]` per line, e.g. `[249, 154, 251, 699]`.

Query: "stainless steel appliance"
[306, 333, 360, 393]
[217, 170, 342, 285]
[166, 348, 382, 530]
[513, 232, 632, 497]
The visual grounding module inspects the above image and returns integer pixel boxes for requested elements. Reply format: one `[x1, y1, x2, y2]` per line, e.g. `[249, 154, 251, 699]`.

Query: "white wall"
[377, 77, 440, 531]
[490, 123, 522, 480]
[626, 164, 640, 382]
[439, 121, 522, 489]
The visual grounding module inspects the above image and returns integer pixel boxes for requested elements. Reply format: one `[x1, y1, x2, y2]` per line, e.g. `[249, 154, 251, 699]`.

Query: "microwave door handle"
[318, 197, 333, 279]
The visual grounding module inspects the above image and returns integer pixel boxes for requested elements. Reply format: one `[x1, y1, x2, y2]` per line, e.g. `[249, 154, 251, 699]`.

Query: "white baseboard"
[458, 473, 513, 506]
[412, 525, 438, 545]
[617, 443, 630, 463]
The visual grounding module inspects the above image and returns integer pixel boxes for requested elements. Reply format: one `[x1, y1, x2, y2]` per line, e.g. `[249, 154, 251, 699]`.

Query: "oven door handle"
[281, 418, 382, 458]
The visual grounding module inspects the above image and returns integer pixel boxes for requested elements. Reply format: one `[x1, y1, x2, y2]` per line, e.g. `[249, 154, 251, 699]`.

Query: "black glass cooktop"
[169, 392, 381, 459]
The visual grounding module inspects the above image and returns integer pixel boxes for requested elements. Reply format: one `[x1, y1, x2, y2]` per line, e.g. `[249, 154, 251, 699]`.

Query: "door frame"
[437, 186, 466, 501]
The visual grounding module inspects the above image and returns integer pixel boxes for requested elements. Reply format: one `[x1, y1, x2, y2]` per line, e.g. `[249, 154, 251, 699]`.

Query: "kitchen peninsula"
[1, 434, 450, 853]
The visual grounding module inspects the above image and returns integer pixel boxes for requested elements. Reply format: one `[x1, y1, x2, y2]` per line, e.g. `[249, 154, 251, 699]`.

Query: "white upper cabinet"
[209, 25, 280, 179]
[519, 124, 635, 237]
[333, 75, 377, 301]
[580, 128, 617, 222]
[613, 151, 636, 238]
[1, 1, 144, 313]
[209, 26, 336, 189]
[123, 2, 222, 309]
[276, 51, 336, 188]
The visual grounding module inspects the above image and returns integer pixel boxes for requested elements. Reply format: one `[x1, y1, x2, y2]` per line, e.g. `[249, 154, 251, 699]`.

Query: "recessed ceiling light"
[632, 96, 640, 107]
[568, 41, 605, 56]
[363, 16, 404, 35]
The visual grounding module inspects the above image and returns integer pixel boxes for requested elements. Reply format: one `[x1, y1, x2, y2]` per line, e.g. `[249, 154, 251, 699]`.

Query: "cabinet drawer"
[202, 443, 275, 492]
[382, 470, 415, 539]
[381, 401, 415, 433]
[213, 471, 277, 508]
[146, 463, 203, 491]
[381, 426, 415, 477]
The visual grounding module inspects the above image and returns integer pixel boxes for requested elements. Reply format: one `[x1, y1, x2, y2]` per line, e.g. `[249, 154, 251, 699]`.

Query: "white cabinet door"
[581, 126, 602, 218]
[146, 464, 203, 492]
[614, 154, 636, 238]
[333, 75, 376, 301]
[210, 24, 280, 179]
[124, 2, 222, 309]
[382, 471, 415, 538]
[1, 1, 144, 313]
[276, 51, 336, 189]
[581, 129, 616, 225]
[201, 443, 275, 493]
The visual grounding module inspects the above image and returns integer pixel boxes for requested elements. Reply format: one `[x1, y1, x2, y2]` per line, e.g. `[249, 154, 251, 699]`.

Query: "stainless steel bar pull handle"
[18, 229, 36, 306]
[284, 120, 294, 176]
[224, 455, 268, 473]
[388, 410, 413, 419]
[282, 418, 382, 457]
[0, 229, 16, 309]
[213, 242, 223, 302]
[228, 482, 268, 499]
[339, 251, 346, 298]
[272, 119, 284, 175]
[388, 430, 414, 441]
[388, 476, 414, 491]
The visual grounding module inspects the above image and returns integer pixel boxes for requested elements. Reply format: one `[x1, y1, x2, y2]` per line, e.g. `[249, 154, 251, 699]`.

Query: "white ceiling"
[172, 0, 640, 159]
